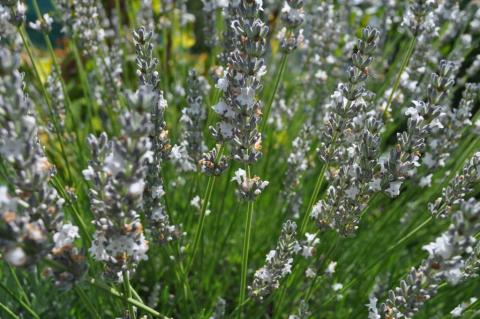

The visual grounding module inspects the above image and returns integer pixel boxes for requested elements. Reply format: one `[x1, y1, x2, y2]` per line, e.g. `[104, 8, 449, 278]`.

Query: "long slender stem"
[75, 286, 101, 319]
[0, 302, 19, 319]
[123, 270, 136, 319]
[31, 0, 85, 165]
[299, 163, 327, 234]
[261, 53, 289, 133]
[238, 165, 254, 318]
[8, 265, 30, 306]
[89, 278, 170, 319]
[382, 36, 417, 120]
[17, 26, 73, 182]
[0, 283, 40, 319]
[188, 144, 225, 270]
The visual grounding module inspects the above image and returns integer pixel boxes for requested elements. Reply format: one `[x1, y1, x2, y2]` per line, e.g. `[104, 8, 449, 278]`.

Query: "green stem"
[50, 176, 92, 247]
[31, 0, 85, 165]
[188, 145, 225, 270]
[123, 270, 136, 319]
[261, 53, 289, 133]
[89, 278, 170, 319]
[8, 265, 30, 306]
[17, 26, 73, 182]
[382, 36, 417, 120]
[75, 286, 101, 319]
[0, 283, 40, 319]
[0, 302, 19, 319]
[238, 165, 254, 318]
[299, 163, 327, 234]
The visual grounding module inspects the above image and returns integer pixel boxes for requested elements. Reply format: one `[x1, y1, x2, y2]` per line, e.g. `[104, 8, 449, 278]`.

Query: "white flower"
[103, 150, 125, 176]
[445, 266, 464, 285]
[237, 86, 255, 109]
[0, 186, 9, 205]
[128, 180, 145, 196]
[369, 178, 382, 192]
[366, 296, 380, 319]
[152, 185, 165, 199]
[266, 250, 276, 262]
[385, 181, 402, 197]
[451, 304, 463, 317]
[419, 174, 433, 188]
[332, 283, 343, 291]
[325, 261, 337, 275]
[219, 122, 234, 139]
[5, 247, 27, 266]
[213, 101, 235, 119]
[53, 223, 79, 248]
[216, 73, 228, 92]
[232, 168, 246, 184]
[345, 185, 359, 199]
[423, 233, 453, 259]
[170, 143, 196, 172]
[305, 267, 316, 278]
[190, 195, 201, 209]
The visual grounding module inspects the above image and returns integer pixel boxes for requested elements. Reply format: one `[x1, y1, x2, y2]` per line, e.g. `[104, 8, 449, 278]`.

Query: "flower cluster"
[1, 23, 85, 287]
[379, 60, 456, 198]
[211, 0, 268, 164]
[423, 83, 480, 169]
[282, 125, 312, 217]
[202, 0, 219, 48]
[278, 0, 304, 53]
[374, 199, 480, 318]
[177, 69, 208, 168]
[199, 146, 229, 176]
[403, 0, 437, 36]
[83, 132, 150, 280]
[29, 13, 53, 33]
[317, 26, 379, 165]
[312, 26, 380, 236]
[231, 169, 269, 202]
[249, 220, 298, 301]
[133, 27, 179, 245]
[429, 152, 480, 218]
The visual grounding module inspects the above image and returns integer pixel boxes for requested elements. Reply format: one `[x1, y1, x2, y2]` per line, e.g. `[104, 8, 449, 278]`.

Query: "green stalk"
[0, 283, 40, 319]
[17, 27, 73, 182]
[238, 165, 254, 318]
[382, 36, 417, 120]
[31, 0, 85, 166]
[8, 265, 30, 306]
[0, 302, 19, 319]
[75, 286, 101, 319]
[261, 53, 289, 133]
[299, 163, 327, 234]
[187, 145, 225, 270]
[50, 176, 92, 247]
[123, 270, 136, 319]
[89, 278, 170, 319]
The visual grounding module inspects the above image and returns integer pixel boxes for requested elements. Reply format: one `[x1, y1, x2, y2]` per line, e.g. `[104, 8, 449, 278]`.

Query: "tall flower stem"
[238, 165, 254, 318]
[8, 265, 30, 307]
[17, 27, 73, 182]
[88, 278, 170, 318]
[382, 36, 417, 120]
[261, 53, 289, 133]
[0, 282, 40, 319]
[0, 302, 19, 319]
[123, 270, 136, 319]
[31, 0, 86, 166]
[299, 163, 326, 234]
[188, 144, 225, 270]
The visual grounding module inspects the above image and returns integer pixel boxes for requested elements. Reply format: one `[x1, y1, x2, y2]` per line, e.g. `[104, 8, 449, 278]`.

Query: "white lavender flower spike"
[375, 198, 480, 318]
[249, 220, 298, 301]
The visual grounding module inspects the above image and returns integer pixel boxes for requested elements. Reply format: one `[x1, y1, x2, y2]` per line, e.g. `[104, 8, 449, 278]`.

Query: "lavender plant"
[0, 1, 479, 318]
